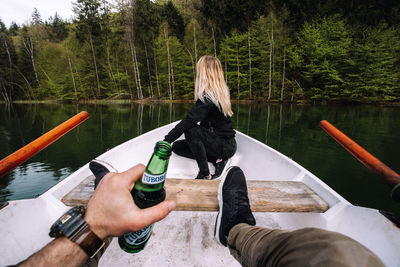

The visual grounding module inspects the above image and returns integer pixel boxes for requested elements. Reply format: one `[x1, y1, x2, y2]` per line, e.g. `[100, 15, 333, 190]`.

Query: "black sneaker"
[89, 161, 110, 189]
[212, 159, 229, 179]
[195, 172, 211, 180]
[214, 166, 256, 246]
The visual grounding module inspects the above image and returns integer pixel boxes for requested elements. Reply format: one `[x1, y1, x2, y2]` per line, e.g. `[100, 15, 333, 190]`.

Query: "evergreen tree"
[348, 24, 400, 101]
[0, 20, 6, 33]
[2, 0, 399, 102]
[0, 32, 19, 101]
[8, 22, 19, 36]
[47, 13, 69, 42]
[290, 16, 352, 100]
[162, 1, 185, 43]
[73, 0, 107, 98]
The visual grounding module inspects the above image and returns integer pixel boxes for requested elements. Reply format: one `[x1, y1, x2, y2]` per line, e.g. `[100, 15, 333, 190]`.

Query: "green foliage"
[220, 31, 249, 99]
[0, 32, 19, 101]
[0, 20, 6, 33]
[291, 16, 352, 100]
[8, 22, 19, 36]
[291, 16, 400, 101]
[347, 25, 400, 101]
[1, 0, 399, 102]
[47, 13, 69, 42]
[162, 1, 185, 42]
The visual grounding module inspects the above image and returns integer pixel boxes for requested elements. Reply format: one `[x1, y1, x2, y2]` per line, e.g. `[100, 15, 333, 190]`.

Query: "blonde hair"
[195, 55, 233, 117]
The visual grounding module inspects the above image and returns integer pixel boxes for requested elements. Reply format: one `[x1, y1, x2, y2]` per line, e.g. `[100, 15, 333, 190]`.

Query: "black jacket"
[164, 99, 235, 143]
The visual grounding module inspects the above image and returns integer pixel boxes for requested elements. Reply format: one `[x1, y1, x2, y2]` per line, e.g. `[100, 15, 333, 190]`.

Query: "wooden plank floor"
[62, 175, 329, 213]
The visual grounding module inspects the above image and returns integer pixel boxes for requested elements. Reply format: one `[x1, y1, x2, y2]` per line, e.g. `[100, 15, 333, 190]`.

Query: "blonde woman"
[164, 55, 236, 179]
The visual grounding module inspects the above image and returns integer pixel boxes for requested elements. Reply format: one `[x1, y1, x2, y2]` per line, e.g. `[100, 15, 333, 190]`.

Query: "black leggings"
[172, 126, 237, 176]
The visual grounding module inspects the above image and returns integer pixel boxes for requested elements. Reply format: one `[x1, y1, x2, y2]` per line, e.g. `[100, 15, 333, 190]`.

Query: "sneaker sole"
[214, 166, 235, 246]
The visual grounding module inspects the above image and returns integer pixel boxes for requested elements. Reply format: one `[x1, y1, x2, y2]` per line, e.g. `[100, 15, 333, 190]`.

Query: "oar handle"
[0, 111, 89, 177]
[319, 120, 400, 188]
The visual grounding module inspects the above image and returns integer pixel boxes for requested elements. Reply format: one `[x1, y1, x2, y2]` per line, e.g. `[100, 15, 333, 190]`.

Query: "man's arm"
[17, 164, 176, 266]
[19, 237, 87, 267]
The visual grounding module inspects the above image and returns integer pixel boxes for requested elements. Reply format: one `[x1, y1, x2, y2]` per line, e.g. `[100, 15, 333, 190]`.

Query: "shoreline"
[1, 98, 399, 106]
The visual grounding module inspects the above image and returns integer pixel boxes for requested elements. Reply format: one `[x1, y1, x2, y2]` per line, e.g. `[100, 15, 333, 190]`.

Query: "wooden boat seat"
[62, 175, 328, 213]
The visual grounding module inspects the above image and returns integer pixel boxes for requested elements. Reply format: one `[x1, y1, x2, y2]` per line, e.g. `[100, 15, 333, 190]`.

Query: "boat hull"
[1, 122, 399, 266]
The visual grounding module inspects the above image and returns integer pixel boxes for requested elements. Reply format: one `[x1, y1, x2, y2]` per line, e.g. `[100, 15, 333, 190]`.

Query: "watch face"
[49, 206, 85, 238]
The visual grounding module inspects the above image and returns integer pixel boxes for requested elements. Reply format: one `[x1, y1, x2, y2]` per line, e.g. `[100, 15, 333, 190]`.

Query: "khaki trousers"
[227, 224, 384, 267]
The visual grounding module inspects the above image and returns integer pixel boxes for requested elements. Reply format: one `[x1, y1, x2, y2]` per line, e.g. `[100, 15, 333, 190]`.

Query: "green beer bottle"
[118, 141, 172, 253]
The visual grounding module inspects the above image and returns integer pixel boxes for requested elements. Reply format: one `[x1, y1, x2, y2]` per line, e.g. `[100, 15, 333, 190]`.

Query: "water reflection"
[0, 103, 190, 202]
[232, 103, 400, 214]
[0, 103, 399, 215]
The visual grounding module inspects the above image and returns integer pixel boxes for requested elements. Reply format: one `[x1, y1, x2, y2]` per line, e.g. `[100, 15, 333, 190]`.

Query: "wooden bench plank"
[62, 175, 328, 213]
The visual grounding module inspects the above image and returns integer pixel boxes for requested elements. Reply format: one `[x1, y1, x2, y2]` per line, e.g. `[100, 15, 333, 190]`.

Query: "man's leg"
[215, 167, 384, 267]
[227, 224, 384, 267]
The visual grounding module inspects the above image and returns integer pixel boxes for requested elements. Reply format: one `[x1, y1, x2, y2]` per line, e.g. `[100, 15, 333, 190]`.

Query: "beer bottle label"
[123, 225, 153, 246]
[142, 172, 166, 184]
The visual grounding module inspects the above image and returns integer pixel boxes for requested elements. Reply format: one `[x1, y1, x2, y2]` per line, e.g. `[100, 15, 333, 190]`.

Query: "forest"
[0, 0, 400, 103]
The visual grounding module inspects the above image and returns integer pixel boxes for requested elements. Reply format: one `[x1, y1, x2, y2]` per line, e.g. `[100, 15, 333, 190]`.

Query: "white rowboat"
[1, 121, 399, 266]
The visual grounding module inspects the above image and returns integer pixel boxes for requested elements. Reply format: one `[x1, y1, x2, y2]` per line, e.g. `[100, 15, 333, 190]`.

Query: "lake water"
[1, 103, 399, 214]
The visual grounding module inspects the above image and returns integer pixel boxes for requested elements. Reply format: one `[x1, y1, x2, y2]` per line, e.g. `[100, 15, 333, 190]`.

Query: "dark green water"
[1, 103, 399, 214]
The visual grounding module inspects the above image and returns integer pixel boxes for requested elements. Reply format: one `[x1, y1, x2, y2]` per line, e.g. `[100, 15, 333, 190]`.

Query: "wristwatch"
[49, 206, 105, 258]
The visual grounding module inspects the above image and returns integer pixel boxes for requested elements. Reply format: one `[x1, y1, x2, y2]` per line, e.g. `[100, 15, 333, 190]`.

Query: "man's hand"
[84, 164, 176, 239]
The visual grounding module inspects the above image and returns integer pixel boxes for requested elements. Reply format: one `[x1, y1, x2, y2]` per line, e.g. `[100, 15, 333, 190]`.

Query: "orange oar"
[0, 111, 89, 177]
[319, 120, 400, 201]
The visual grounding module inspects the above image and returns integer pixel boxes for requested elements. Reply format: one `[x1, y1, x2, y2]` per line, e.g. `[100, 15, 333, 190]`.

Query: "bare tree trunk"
[164, 27, 172, 100]
[4, 39, 14, 101]
[89, 34, 100, 97]
[281, 47, 286, 102]
[126, 1, 141, 99]
[153, 47, 161, 98]
[186, 48, 195, 90]
[66, 50, 78, 101]
[39, 65, 52, 83]
[193, 23, 198, 63]
[248, 26, 252, 99]
[272, 30, 275, 75]
[23, 37, 40, 89]
[115, 54, 121, 93]
[236, 41, 240, 99]
[0, 80, 11, 103]
[129, 40, 140, 99]
[143, 39, 153, 98]
[103, 0, 117, 92]
[132, 41, 143, 99]
[106, 45, 117, 91]
[268, 21, 273, 101]
[14, 65, 35, 99]
[212, 27, 217, 57]
[171, 58, 175, 99]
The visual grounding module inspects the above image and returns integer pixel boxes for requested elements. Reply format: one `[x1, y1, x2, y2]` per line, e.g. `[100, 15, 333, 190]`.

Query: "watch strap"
[70, 223, 105, 258]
